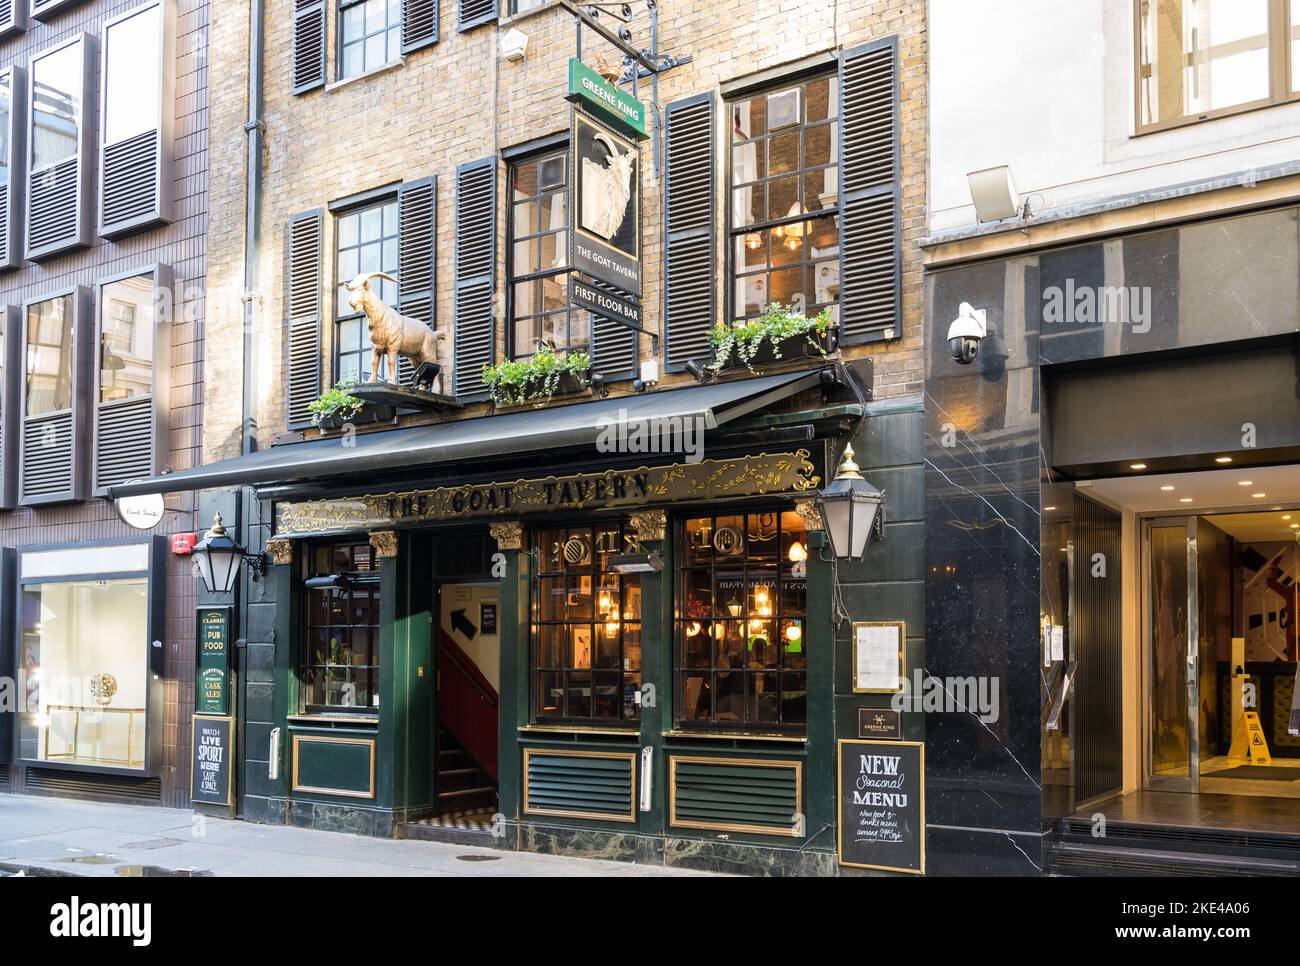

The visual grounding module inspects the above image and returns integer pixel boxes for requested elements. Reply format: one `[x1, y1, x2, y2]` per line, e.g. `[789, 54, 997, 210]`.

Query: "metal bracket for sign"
[561, 0, 693, 176]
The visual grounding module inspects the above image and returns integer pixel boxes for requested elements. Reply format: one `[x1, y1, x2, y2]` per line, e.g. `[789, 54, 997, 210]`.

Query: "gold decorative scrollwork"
[490, 521, 524, 551]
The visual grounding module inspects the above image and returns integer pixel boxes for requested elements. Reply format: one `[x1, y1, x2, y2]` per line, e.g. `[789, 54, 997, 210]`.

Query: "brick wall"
[0, 0, 208, 808]
[205, 0, 927, 462]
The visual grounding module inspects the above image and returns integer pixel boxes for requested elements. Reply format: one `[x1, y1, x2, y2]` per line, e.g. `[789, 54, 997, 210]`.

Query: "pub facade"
[103, 0, 931, 874]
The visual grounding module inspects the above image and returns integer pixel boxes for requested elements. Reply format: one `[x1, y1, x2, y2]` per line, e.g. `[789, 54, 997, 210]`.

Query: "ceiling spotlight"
[1284, 515, 1293, 521]
[1160, 485, 1175, 491]
[1238, 481, 1253, 486]
[684, 359, 709, 384]
[1179, 498, 1193, 503]
[1043, 506, 1057, 511]
[1215, 457, 1233, 464]
[1130, 463, 1147, 470]
[1253, 493, 1267, 498]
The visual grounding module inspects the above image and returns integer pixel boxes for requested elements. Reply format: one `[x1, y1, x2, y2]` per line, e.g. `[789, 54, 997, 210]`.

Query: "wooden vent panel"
[669, 756, 802, 836]
[523, 749, 636, 822]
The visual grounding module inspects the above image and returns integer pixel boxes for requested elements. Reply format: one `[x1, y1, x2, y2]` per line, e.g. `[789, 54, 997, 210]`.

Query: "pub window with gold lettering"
[677, 510, 809, 731]
[532, 522, 642, 724]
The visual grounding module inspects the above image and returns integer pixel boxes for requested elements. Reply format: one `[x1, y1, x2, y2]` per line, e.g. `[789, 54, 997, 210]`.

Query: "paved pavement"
[0, 794, 714, 877]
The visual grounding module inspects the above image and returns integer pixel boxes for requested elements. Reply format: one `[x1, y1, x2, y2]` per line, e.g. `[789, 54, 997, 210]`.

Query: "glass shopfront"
[15, 542, 160, 772]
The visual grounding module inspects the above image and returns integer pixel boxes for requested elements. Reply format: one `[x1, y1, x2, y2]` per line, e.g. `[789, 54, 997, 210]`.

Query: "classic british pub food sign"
[191, 607, 234, 807]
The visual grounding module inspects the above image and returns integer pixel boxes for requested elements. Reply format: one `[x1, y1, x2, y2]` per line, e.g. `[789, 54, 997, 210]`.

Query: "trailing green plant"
[308, 379, 365, 426]
[482, 345, 592, 407]
[708, 302, 835, 373]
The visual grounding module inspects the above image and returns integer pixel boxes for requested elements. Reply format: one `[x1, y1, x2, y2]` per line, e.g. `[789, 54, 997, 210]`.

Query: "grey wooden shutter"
[26, 34, 95, 261]
[93, 266, 172, 494]
[292, 0, 327, 95]
[588, 279, 637, 381]
[453, 157, 495, 400]
[0, 0, 28, 38]
[20, 288, 90, 506]
[99, 1, 174, 239]
[402, 0, 439, 53]
[0, 306, 19, 510]
[838, 38, 901, 344]
[0, 66, 26, 272]
[663, 93, 715, 372]
[458, 0, 496, 32]
[287, 210, 324, 428]
[396, 176, 437, 386]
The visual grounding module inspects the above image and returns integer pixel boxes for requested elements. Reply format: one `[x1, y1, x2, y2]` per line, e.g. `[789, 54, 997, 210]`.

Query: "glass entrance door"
[1144, 517, 1200, 791]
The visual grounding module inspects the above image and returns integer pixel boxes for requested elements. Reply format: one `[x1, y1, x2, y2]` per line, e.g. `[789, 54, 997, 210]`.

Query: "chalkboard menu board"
[196, 607, 231, 715]
[191, 715, 234, 806]
[837, 739, 925, 874]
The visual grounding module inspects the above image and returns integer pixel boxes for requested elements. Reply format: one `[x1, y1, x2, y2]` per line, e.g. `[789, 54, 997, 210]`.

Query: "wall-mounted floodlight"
[967, 164, 1022, 222]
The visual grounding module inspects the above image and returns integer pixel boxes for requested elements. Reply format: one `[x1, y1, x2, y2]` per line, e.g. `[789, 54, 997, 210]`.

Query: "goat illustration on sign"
[581, 132, 636, 241]
[343, 271, 446, 391]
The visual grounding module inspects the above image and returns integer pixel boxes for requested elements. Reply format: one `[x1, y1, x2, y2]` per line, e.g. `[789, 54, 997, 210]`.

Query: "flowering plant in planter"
[308, 380, 365, 427]
[709, 303, 836, 374]
[482, 345, 593, 407]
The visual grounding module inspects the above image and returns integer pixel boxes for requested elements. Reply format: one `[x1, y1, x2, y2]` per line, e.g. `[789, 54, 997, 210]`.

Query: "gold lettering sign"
[275, 450, 820, 537]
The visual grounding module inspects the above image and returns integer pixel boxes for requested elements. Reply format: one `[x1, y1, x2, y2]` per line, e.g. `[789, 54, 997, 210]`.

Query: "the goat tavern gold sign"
[274, 450, 821, 537]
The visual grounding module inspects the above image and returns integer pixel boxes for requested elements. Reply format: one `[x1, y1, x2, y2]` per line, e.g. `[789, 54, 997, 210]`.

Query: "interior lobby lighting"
[1043, 505, 1056, 511]
[1215, 457, 1233, 463]
[1130, 463, 1147, 470]
[1253, 493, 1267, 499]
[1179, 498, 1193, 503]
[1160, 485, 1175, 491]
[1238, 480, 1254, 486]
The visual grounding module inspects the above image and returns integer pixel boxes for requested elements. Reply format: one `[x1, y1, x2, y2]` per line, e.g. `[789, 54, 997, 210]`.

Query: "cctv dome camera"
[947, 302, 988, 365]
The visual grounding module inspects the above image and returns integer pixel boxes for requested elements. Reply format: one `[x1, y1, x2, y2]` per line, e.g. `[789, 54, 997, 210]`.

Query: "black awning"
[109, 369, 830, 498]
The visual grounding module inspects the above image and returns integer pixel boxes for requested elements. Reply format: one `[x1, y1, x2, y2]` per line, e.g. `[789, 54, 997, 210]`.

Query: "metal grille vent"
[670, 757, 801, 836]
[95, 396, 152, 489]
[524, 751, 635, 821]
[25, 767, 162, 804]
[102, 129, 159, 232]
[28, 157, 79, 254]
[22, 412, 73, 498]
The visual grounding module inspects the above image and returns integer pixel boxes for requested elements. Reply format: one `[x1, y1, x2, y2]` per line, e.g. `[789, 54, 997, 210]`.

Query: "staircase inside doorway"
[400, 728, 498, 845]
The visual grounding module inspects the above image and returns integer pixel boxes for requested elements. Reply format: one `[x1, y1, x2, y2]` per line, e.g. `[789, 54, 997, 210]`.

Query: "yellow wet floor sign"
[1228, 711, 1273, 765]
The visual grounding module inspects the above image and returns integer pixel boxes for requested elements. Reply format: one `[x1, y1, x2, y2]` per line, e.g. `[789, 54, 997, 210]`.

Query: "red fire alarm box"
[172, 532, 198, 555]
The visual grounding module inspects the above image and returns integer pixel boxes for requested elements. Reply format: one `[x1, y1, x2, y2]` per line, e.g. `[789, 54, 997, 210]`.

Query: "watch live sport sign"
[566, 57, 649, 140]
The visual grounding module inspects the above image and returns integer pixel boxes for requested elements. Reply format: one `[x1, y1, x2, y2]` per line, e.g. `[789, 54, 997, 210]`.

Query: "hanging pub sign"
[837, 739, 925, 874]
[196, 606, 232, 715]
[566, 57, 649, 140]
[190, 714, 234, 807]
[570, 109, 642, 295]
[569, 276, 643, 330]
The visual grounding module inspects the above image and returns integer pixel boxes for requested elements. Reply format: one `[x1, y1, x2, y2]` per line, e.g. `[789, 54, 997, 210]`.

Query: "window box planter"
[483, 347, 593, 408]
[315, 404, 396, 432]
[709, 305, 839, 375]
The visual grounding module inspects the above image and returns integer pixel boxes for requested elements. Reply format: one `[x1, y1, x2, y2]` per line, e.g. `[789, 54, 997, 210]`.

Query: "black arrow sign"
[450, 608, 478, 640]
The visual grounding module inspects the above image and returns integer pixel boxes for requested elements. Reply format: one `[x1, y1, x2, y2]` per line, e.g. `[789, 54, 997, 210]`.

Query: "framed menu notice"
[837, 739, 925, 873]
[852, 621, 905, 693]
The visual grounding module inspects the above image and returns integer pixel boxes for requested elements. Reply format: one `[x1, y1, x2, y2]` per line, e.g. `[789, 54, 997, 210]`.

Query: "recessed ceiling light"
[1284, 515, 1293, 521]
[1291, 524, 1299, 530]
[1215, 457, 1233, 464]
[1130, 463, 1147, 470]
[1253, 493, 1267, 498]
[1043, 506, 1057, 511]
[1160, 485, 1175, 491]
[1238, 481, 1254, 486]
[1179, 498, 1193, 503]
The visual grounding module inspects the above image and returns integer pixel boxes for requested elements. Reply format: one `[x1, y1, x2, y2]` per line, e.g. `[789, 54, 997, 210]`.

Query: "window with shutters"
[334, 196, 399, 382]
[338, 0, 402, 80]
[93, 268, 170, 493]
[0, 66, 24, 271]
[21, 289, 90, 505]
[677, 510, 810, 732]
[99, 0, 173, 238]
[532, 521, 643, 725]
[26, 295, 74, 418]
[459, 0, 497, 31]
[0, 306, 17, 510]
[728, 74, 841, 326]
[287, 209, 324, 429]
[26, 34, 92, 260]
[508, 150, 587, 359]
[0, 0, 29, 39]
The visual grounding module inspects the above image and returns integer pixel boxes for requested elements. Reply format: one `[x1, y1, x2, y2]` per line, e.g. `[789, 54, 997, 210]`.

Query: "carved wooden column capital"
[628, 509, 668, 544]
[369, 530, 399, 559]
[265, 538, 295, 566]
[490, 521, 524, 551]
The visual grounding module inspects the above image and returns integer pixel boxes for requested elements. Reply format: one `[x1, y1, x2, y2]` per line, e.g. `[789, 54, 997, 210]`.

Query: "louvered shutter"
[838, 39, 901, 343]
[458, 0, 496, 32]
[0, 306, 19, 510]
[287, 210, 324, 429]
[453, 158, 496, 400]
[93, 266, 172, 494]
[292, 0, 326, 95]
[20, 288, 90, 506]
[402, 0, 438, 53]
[0, 0, 28, 38]
[26, 34, 94, 261]
[0, 66, 25, 272]
[588, 279, 637, 381]
[99, 1, 174, 239]
[663, 93, 715, 372]
[396, 177, 437, 387]
[30, 0, 82, 22]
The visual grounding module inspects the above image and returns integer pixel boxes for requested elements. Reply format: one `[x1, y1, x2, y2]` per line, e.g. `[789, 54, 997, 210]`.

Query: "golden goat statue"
[343, 271, 446, 391]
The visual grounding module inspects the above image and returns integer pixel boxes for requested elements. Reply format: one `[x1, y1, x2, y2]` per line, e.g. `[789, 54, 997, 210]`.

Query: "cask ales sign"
[836, 739, 925, 873]
[196, 607, 231, 715]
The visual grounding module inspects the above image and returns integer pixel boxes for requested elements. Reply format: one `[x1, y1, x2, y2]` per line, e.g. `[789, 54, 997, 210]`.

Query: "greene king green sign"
[566, 58, 649, 140]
